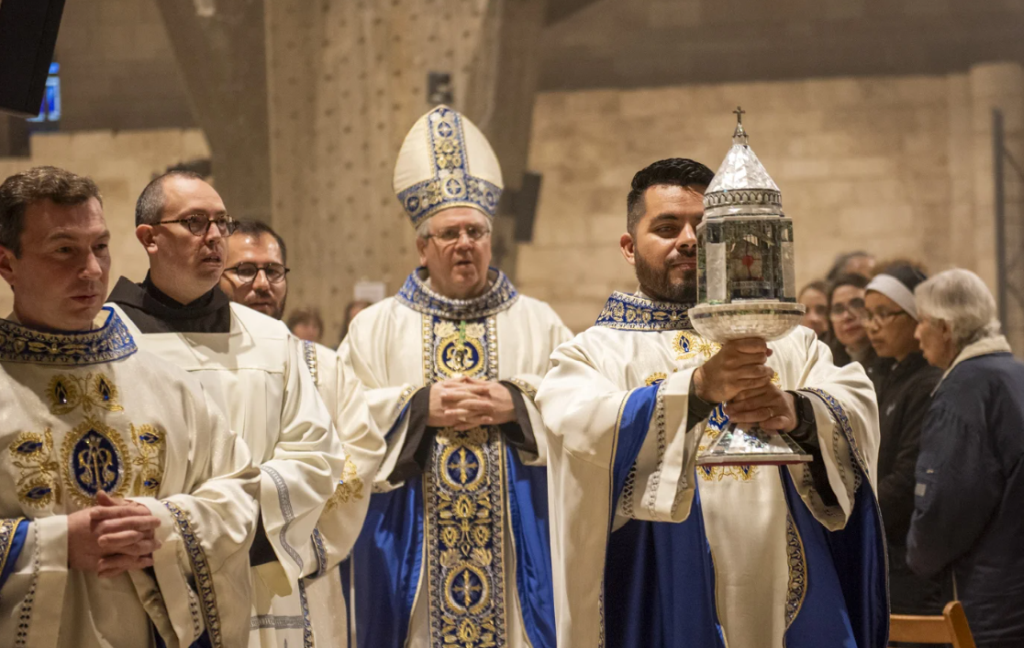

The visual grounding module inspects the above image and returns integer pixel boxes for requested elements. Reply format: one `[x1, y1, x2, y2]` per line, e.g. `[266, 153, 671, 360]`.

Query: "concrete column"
[969, 62, 1024, 352]
[153, 0, 272, 223]
[465, 0, 549, 276]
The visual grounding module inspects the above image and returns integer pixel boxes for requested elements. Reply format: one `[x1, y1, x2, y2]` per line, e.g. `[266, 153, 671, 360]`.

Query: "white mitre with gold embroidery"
[393, 104, 503, 227]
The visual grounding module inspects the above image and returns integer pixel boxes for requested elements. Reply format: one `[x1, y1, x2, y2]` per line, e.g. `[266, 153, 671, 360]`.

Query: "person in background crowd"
[828, 272, 877, 374]
[826, 250, 875, 282]
[875, 257, 928, 277]
[863, 265, 949, 619]
[798, 280, 829, 338]
[339, 299, 372, 343]
[908, 268, 1024, 648]
[287, 306, 324, 342]
[219, 219, 289, 319]
[221, 219, 386, 647]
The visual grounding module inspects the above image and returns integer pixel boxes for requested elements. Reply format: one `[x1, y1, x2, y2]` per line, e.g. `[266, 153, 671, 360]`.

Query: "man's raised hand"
[693, 338, 774, 405]
[723, 384, 798, 434]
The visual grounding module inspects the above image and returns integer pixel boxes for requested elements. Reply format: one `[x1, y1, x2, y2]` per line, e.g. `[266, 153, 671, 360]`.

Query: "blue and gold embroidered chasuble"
[570, 292, 888, 648]
[402, 270, 516, 648]
[349, 267, 561, 648]
[354, 102, 562, 648]
[0, 308, 258, 648]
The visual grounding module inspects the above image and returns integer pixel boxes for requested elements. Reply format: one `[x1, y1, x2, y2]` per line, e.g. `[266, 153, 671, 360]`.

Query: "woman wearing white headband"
[863, 264, 949, 620]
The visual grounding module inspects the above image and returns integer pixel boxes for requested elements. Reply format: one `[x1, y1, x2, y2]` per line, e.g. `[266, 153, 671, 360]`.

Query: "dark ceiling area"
[540, 0, 1024, 90]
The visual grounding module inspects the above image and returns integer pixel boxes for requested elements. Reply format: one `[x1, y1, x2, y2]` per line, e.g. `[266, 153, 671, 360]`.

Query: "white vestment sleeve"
[308, 348, 386, 574]
[784, 332, 881, 531]
[257, 335, 346, 595]
[1, 516, 68, 648]
[338, 317, 420, 492]
[612, 370, 706, 527]
[536, 336, 650, 648]
[503, 312, 574, 467]
[538, 339, 704, 525]
[132, 384, 261, 648]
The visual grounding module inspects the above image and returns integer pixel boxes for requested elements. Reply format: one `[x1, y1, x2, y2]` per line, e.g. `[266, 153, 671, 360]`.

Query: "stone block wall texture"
[519, 63, 1024, 341]
[0, 130, 211, 316]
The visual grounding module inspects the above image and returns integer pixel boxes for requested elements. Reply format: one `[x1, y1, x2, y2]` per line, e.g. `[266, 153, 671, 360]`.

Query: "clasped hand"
[693, 338, 798, 433]
[428, 377, 516, 431]
[68, 491, 162, 578]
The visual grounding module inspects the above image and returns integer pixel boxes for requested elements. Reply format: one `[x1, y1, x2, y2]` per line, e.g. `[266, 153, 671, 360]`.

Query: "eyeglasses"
[860, 309, 909, 327]
[158, 213, 237, 237]
[830, 298, 867, 319]
[424, 225, 491, 245]
[224, 262, 290, 284]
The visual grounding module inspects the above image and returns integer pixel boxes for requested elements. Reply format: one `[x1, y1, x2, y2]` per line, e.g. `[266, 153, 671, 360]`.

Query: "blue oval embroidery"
[53, 381, 70, 405]
[441, 340, 481, 375]
[15, 440, 43, 454]
[71, 429, 122, 496]
[97, 377, 113, 401]
[25, 485, 52, 500]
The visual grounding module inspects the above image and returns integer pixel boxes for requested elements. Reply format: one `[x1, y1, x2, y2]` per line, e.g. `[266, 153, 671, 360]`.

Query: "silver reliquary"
[690, 108, 810, 466]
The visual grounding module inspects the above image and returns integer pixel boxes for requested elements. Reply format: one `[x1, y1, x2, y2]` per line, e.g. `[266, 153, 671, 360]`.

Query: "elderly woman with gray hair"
[907, 268, 1024, 648]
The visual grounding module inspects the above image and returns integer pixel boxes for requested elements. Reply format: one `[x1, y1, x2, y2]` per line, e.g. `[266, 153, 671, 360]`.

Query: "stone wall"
[0, 130, 210, 316]
[520, 63, 1024, 339]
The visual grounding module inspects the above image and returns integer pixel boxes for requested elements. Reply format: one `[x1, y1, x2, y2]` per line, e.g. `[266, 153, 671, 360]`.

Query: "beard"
[634, 250, 697, 304]
[269, 293, 287, 320]
[247, 290, 286, 320]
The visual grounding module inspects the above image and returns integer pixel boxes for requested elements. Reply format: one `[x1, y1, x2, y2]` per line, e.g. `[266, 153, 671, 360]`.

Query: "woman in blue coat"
[909, 268, 1024, 648]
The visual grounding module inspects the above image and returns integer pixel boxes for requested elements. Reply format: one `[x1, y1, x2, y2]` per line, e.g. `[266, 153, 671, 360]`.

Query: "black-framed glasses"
[830, 298, 867, 319]
[424, 225, 491, 245]
[224, 262, 290, 284]
[860, 309, 909, 327]
[158, 213, 237, 237]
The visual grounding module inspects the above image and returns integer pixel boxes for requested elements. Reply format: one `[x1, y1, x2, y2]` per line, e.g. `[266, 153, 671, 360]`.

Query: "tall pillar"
[153, 0, 272, 222]
[465, 0, 549, 275]
[969, 62, 1024, 352]
[265, 0, 549, 342]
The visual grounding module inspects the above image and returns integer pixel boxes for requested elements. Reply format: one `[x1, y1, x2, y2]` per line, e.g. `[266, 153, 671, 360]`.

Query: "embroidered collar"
[595, 291, 693, 331]
[0, 307, 137, 366]
[396, 267, 518, 320]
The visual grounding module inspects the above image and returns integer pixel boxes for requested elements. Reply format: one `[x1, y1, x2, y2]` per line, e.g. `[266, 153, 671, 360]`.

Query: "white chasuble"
[339, 268, 571, 648]
[536, 292, 888, 648]
[107, 302, 348, 648]
[0, 308, 259, 648]
[298, 341, 385, 648]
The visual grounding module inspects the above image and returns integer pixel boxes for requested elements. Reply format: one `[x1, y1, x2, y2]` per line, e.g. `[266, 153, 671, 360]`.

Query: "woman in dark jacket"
[909, 269, 1024, 648]
[863, 266, 949, 616]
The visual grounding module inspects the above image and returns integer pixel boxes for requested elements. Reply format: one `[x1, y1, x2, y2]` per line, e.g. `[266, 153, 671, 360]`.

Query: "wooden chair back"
[889, 601, 976, 648]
